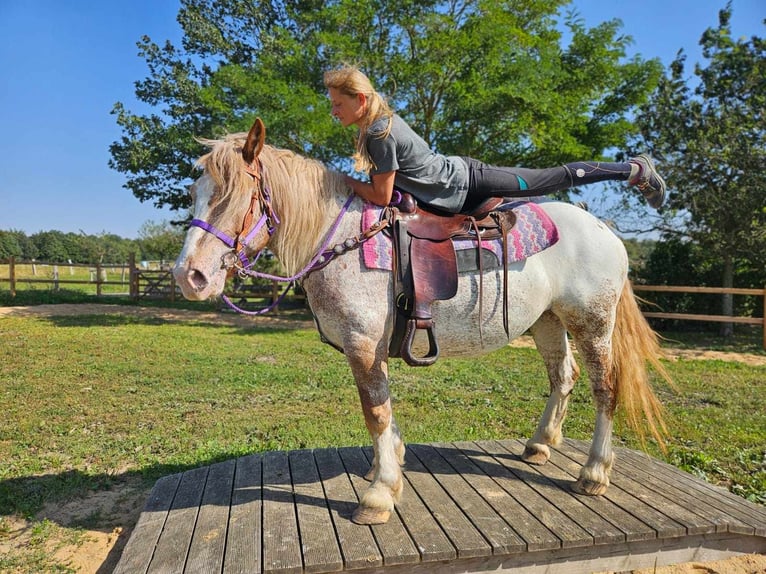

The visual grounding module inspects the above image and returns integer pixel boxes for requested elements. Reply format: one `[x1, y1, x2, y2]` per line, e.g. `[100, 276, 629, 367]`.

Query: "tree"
[0, 231, 22, 259]
[137, 220, 186, 263]
[110, 0, 662, 213]
[634, 3, 765, 335]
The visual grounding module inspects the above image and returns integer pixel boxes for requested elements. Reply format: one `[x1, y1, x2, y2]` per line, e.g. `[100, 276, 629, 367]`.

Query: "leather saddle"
[389, 193, 516, 366]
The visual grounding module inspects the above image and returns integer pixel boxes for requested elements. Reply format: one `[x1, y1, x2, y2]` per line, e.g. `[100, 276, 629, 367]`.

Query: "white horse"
[173, 119, 669, 525]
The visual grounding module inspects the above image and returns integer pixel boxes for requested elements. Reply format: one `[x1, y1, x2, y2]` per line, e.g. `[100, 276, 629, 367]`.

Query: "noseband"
[189, 158, 279, 274]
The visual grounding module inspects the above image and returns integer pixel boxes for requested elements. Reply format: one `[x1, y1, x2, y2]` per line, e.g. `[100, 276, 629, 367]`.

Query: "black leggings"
[461, 157, 631, 209]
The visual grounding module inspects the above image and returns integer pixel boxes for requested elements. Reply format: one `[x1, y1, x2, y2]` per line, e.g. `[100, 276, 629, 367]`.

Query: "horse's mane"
[196, 133, 349, 275]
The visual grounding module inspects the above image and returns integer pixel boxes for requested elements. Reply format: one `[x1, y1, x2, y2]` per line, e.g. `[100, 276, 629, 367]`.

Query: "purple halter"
[189, 159, 279, 272]
[188, 156, 383, 316]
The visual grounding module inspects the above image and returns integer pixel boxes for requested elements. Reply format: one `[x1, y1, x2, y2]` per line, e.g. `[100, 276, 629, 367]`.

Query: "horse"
[173, 118, 670, 525]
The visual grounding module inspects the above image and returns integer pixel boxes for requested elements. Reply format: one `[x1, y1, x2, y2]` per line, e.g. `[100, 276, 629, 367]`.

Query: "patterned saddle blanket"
[361, 200, 559, 272]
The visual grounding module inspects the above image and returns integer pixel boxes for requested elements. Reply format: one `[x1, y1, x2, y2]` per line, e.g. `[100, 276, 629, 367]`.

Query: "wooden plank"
[549, 442, 685, 539]
[492, 440, 627, 545]
[619, 447, 766, 528]
[500, 440, 657, 544]
[445, 442, 559, 551]
[339, 447, 420, 567]
[412, 443, 526, 555]
[456, 443, 593, 548]
[560, 440, 715, 537]
[147, 465, 208, 574]
[262, 450, 303, 574]
[114, 473, 182, 574]
[612, 449, 751, 534]
[288, 449, 344, 573]
[402, 443, 492, 559]
[617, 447, 766, 536]
[314, 447, 383, 569]
[224, 454, 263, 574]
[186, 459, 235, 574]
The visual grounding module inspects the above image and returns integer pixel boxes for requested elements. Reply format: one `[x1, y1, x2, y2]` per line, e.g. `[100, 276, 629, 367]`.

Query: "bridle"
[188, 155, 389, 315]
[189, 158, 279, 274]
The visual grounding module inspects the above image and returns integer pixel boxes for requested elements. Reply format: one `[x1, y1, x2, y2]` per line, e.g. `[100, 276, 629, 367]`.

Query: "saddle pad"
[361, 200, 559, 271]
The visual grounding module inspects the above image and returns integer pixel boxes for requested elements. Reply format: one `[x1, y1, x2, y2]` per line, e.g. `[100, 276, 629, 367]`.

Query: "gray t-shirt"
[366, 114, 468, 212]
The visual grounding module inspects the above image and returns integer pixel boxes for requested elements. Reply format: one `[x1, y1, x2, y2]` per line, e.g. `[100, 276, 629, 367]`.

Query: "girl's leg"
[463, 157, 631, 199]
[462, 155, 665, 209]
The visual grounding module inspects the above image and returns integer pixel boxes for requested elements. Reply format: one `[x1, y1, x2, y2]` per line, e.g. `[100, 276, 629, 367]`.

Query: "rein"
[190, 159, 390, 316]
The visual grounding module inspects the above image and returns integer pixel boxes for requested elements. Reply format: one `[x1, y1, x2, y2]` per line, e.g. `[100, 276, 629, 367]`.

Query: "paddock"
[115, 438, 766, 574]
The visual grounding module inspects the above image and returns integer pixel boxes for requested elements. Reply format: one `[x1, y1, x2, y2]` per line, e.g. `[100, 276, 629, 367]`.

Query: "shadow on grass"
[9, 307, 315, 334]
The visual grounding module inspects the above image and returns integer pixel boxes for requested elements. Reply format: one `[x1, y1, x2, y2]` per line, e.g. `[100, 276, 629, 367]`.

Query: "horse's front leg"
[345, 335, 404, 525]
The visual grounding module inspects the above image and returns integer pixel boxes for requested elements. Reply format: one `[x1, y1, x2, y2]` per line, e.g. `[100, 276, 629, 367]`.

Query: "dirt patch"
[1, 479, 150, 574]
[3, 303, 764, 573]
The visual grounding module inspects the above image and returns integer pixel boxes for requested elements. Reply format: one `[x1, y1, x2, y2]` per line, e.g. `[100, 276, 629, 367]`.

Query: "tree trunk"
[720, 252, 734, 338]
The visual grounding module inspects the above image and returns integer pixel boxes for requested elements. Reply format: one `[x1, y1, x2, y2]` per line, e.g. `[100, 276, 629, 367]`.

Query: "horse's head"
[173, 118, 276, 300]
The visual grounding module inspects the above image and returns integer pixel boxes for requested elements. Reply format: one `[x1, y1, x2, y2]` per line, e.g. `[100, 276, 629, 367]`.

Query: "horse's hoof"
[571, 478, 608, 496]
[521, 445, 550, 466]
[352, 506, 391, 525]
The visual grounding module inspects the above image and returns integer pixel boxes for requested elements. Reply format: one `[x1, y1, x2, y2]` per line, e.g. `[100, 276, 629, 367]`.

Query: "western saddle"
[388, 193, 516, 366]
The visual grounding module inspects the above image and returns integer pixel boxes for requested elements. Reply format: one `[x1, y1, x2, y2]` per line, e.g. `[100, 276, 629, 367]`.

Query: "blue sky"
[0, 1, 763, 239]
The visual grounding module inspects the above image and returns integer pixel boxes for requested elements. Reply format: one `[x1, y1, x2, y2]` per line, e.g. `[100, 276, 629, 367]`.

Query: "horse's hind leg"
[522, 311, 580, 465]
[568, 315, 617, 496]
[345, 334, 404, 525]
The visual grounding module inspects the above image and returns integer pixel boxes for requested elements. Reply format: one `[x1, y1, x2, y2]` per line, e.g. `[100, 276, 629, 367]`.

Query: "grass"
[0, 310, 764, 572]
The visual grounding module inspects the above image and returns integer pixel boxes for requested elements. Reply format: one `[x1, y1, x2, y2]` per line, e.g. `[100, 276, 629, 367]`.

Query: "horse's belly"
[413, 268, 551, 358]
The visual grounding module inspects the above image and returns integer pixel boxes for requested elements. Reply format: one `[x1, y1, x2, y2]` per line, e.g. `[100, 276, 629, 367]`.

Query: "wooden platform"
[114, 439, 766, 574]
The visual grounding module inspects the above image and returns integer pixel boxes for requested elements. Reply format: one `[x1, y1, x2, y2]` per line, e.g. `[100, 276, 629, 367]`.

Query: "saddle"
[389, 193, 516, 366]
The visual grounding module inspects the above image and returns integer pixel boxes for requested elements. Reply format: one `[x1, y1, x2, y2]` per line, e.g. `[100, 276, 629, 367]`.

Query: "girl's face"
[328, 87, 366, 128]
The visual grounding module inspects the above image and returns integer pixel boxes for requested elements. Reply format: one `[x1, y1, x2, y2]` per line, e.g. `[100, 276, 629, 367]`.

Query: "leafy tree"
[110, 0, 662, 213]
[137, 220, 185, 263]
[31, 231, 70, 263]
[634, 4, 765, 334]
[0, 231, 22, 259]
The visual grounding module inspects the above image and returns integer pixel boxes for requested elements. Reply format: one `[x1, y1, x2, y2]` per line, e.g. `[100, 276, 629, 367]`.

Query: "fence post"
[129, 253, 138, 300]
[9, 256, 16, 298]
[271, 280, 279, 311]
[96, 263, 102, 296]
[53, 265, 60, 291]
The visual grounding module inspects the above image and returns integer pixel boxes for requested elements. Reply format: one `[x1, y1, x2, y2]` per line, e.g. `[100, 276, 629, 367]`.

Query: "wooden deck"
[114, 439, 766, 574]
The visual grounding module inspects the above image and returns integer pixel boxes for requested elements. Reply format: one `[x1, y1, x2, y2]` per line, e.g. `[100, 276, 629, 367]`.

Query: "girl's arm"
[344, 171, 395, 206]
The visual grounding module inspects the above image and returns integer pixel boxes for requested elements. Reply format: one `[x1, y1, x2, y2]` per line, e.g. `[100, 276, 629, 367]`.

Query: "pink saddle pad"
[361, 200, 559, 271]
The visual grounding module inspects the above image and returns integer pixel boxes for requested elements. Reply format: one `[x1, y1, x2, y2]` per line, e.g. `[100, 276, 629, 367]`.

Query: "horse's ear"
[242, 117, 265, 165]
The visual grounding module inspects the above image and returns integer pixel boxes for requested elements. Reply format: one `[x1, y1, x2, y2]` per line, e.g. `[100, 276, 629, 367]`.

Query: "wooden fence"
[0, 255, 296, 309]
[0, 256, 133, 297]
[1, 256, 763, 346]
[632, 284, 766, 349]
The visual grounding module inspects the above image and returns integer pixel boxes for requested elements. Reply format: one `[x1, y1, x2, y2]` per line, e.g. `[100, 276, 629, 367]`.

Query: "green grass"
[0, 312, 764, 571]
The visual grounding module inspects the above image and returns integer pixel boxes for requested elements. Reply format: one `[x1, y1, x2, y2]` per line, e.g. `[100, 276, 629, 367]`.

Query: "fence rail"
[632, 284, 766, 349]
[0, 256, 300, 310]
[2, 257, 763, 347]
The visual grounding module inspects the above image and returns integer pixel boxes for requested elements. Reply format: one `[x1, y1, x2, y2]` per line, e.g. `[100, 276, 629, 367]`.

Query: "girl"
[324, 65, 665, 213]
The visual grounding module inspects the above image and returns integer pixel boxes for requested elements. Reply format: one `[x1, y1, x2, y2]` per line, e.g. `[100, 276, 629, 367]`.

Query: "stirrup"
[399, 318, 439, 367]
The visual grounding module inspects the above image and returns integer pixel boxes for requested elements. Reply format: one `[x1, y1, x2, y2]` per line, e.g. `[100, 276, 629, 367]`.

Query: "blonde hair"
[323, 65, 393, 173]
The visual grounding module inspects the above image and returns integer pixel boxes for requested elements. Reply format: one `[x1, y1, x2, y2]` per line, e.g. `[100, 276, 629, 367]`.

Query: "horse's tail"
[612, 280, 672, 451]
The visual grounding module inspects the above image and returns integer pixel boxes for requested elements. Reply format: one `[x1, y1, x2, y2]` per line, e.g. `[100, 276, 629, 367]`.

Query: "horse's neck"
[271, 180, 361, 275]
